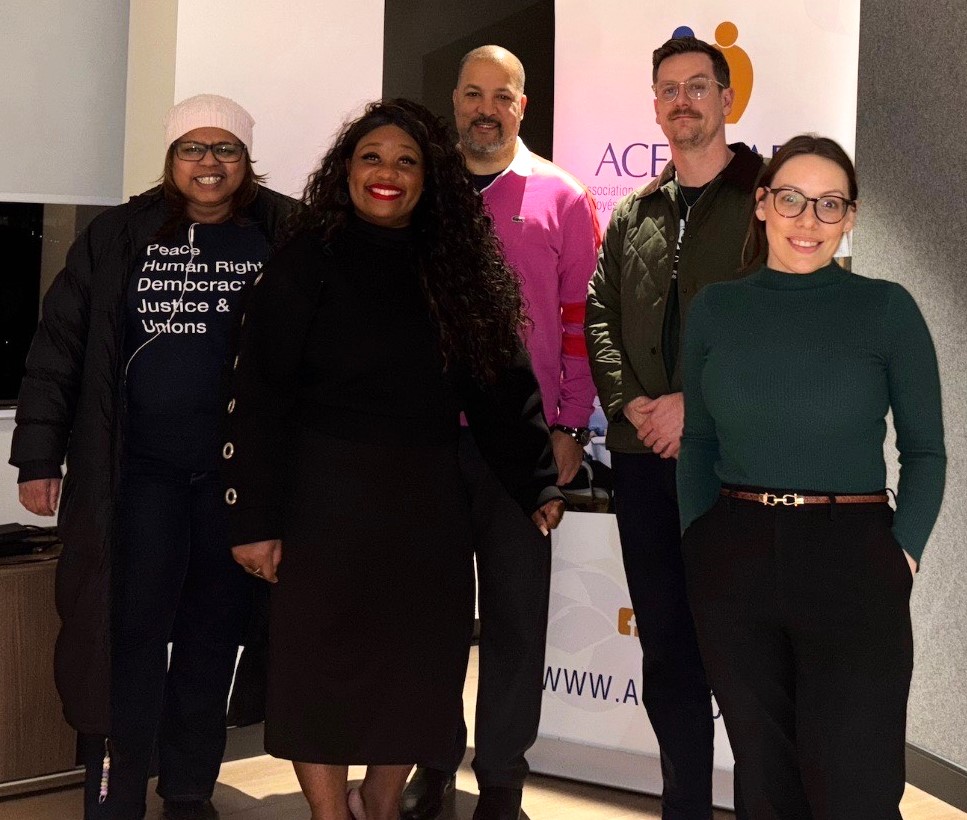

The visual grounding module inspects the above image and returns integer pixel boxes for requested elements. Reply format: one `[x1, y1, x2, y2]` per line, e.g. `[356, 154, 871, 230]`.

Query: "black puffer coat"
[8, 185, 296, 733]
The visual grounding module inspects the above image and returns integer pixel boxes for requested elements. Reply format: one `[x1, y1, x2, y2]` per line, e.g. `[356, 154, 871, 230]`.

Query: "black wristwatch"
[551, 424, 592, 446]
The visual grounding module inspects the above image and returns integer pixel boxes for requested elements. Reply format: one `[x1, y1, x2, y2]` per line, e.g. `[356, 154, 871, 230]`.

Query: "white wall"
[122, 0, 385, 199]
[172, 0, 385, 199]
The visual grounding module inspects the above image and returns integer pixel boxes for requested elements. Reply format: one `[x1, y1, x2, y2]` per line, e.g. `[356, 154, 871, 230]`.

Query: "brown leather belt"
[719, 489, 889, 507]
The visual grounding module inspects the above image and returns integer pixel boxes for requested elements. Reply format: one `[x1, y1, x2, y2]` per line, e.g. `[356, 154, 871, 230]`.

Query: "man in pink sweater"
[400, 45, 601, 820]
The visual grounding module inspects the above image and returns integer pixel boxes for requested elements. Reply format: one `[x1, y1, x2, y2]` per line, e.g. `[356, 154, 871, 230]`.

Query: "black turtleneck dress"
[222, 218, 554, 763]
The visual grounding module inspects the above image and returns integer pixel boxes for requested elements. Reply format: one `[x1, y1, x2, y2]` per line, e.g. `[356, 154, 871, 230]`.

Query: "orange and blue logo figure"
[714, 21, 753, 123]
[671, 22, 753, 124]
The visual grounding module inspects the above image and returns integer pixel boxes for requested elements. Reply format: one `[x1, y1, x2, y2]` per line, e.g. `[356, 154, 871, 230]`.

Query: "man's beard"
[667, 110, 717, 150]
[460, 117, 508, 158]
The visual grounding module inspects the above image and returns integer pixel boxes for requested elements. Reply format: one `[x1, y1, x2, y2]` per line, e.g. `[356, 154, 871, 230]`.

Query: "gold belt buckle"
[760, 492, 805, 507]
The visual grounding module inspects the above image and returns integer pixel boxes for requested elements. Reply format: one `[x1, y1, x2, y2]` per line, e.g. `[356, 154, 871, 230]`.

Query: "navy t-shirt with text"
[124, 220, 270, 469]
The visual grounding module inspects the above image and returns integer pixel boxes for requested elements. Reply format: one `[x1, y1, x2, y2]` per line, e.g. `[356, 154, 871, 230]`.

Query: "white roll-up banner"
[535, 2, 860, 807]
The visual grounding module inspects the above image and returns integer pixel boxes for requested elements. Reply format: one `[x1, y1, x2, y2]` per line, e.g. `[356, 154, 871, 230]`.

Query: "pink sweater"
[481, 140, 600, 427]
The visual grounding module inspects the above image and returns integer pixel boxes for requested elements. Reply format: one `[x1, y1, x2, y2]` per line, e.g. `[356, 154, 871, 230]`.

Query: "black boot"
[472, 787, 522, 820]
[400, 767, 456, 820]
[162, 798, 220, 819]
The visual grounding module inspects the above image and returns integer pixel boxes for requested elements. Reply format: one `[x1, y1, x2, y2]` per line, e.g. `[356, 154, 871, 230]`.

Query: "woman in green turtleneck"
[678, 135, 945, 820]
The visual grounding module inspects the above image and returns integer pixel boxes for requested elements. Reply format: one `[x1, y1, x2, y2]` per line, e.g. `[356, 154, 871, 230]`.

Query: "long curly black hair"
[289, 98, 526, 384]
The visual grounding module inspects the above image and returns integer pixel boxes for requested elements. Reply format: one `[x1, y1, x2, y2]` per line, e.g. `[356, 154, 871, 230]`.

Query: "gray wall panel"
[0, 0, 129, 205]
[855, 1, 967, 770]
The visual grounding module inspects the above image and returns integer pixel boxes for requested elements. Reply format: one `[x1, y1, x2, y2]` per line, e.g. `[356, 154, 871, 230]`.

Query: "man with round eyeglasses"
[586, 35, 765, 820]
[653, 76, 727, 105]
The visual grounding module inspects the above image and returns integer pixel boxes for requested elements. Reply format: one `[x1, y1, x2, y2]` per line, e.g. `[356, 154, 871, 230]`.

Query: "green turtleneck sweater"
[678, 262, 945, 562]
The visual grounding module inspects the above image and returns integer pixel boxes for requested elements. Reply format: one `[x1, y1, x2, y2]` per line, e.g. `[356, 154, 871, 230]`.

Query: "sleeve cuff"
[228, 506, 283, 549]
[535, 486, 566, 510]
[555, 410, 593, 429]
[17, 462, 63, 483]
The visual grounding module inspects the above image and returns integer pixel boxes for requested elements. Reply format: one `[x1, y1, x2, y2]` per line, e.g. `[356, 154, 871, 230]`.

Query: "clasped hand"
[623, 393, 684, 459]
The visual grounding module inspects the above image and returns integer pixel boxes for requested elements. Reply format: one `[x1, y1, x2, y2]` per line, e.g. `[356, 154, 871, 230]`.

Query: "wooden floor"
[1, 647, 964, 819]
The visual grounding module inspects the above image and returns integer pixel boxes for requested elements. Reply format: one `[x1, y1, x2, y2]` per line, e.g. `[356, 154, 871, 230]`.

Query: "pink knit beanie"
[163, 94, 255, 154]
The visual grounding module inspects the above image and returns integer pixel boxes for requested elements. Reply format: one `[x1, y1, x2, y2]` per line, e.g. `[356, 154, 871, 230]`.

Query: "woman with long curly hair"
[222, 99, 563, 820]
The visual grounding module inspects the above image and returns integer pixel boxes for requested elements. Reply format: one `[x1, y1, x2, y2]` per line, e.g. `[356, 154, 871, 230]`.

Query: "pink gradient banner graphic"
[552, 1, 860, 222]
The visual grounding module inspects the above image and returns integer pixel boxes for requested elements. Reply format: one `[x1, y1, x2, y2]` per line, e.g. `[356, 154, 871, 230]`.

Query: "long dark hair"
[741, 134, 858, 270]
[158, 146, 266, 236]
[290, 98, 526, 384]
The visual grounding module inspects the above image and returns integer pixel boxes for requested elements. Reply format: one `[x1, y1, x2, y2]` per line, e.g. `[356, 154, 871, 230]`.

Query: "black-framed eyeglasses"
[653, 76, 726, 103]
[174, 141, 246, 163]
[765, 187, 855, 224]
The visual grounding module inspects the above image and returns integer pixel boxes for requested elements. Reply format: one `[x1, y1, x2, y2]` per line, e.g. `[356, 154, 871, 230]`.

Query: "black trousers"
[682, 495, 913, 820]
[82, 463, 251, 819]
[429, 429, 551, 788]
[611, 452, 715, 820]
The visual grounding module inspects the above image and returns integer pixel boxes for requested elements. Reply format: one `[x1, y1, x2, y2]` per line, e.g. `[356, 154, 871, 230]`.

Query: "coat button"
[227, 398, 236, 414]
[223, 442, 235, 459]
[225, 488, 237, 505]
